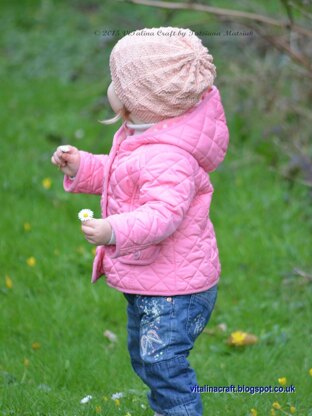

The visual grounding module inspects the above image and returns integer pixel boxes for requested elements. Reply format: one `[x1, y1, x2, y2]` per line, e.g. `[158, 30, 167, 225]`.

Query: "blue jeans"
[123, 284, 218, 416]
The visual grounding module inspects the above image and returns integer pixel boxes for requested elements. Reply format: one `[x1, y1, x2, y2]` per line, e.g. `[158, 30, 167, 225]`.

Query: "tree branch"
[254, 25, 312, 75]
[126, 0, 312, 38]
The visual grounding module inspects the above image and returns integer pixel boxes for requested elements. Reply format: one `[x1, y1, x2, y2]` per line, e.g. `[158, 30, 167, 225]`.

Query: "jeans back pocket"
[186, 285, 218, 341]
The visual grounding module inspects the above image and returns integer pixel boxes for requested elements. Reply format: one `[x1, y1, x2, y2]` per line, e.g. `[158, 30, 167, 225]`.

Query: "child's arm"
[106, 148, 197, 258]
[51, 146, 108, 195]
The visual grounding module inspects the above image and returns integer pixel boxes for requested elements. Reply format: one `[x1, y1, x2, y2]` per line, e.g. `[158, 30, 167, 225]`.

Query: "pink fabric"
[64, 86, 229, 295]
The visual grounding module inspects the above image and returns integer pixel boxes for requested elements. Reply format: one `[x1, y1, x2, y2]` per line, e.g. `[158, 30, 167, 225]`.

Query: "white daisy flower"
[75, 129, 84, 139]
[78, 209, 94, 222]
[80, 395, 92, 404]
[104, 329, 118, 343]
[111, 392, 124, 400]
[59, 145, 70, 153]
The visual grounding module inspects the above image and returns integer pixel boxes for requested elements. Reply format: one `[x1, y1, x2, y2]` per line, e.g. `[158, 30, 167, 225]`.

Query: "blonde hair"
[98, 107, 131, 125]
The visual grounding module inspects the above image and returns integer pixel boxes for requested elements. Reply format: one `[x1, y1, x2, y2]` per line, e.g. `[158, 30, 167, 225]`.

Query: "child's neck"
[126, 120, 155, 135]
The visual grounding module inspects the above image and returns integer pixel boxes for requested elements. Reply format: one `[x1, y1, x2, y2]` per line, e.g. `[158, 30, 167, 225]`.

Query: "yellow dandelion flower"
[227, 330, 258, 346]
[272, 401, 282, 410]
[250, 408, 257, 416]
[278, 377, 287, 385]
[102, 396, 108, 402]
[92, 247, 96, 256]
[95, 406, 102, 414]
[23, 358, 30, 367]
[23, 222, 31, 232]
[26, 257, 36, 267]
[309, 368, 312, 376]
[290, 406, 296, 414]
[5, 275, 13, 289]
[230, 330, 247, 346]
[42, 178, 52, 189]
[270, 410, 276, 416]
[32, 342, 41, 350]
[114, 399, 120, 407]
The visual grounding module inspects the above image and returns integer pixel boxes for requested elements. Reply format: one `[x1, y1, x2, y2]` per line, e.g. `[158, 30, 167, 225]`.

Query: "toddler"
[52, 27, 229, 416]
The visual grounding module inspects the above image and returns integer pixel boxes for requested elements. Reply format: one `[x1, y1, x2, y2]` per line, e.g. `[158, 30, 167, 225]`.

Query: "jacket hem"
[105, 277, 220, 296]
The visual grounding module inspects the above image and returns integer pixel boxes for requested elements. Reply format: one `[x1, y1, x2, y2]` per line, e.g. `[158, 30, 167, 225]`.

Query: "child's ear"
[121, 106, 131, 121]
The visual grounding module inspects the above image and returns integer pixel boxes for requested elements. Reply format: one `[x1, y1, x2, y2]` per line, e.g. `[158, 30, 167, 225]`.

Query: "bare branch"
[254, 25, 312, 75]
[126, 0, 312, 37]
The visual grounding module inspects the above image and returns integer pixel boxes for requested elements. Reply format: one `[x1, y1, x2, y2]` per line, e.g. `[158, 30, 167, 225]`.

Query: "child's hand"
[51, 145, 80, 177]
[81, 219, 113, 245]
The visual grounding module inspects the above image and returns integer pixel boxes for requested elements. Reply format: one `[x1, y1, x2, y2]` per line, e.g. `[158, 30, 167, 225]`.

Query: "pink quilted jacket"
[64, 86, 229, 295]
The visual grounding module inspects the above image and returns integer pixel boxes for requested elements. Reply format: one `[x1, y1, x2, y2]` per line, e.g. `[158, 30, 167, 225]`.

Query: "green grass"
[1, 1, 312, 415]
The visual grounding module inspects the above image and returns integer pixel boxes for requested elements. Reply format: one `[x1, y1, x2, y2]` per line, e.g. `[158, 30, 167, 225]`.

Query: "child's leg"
[124, 285, 218, 416]
[123, 293, 148, 384]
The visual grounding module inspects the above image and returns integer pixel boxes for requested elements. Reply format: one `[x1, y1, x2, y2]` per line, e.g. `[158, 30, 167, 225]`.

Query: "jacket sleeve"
[107, 149, 196, 258]
[205, 88, 229, 173]
[63, 151, 109, 195]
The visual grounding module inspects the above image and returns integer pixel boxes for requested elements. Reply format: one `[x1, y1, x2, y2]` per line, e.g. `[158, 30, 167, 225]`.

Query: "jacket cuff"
[106, 228, 116, 245]
[105, 213, 140, 259]
[105, 215, 122, 258]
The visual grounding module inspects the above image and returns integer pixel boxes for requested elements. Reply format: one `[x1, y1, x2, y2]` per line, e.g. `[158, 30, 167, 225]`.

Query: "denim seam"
[167, 297, 175, 359]
[186, 294, 196, 342]
[162, 396, 202, 415]
[143, 354, 187, 369]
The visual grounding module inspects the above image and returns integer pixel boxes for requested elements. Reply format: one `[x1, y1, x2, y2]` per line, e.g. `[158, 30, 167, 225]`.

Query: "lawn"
[1, 1, 311, 415]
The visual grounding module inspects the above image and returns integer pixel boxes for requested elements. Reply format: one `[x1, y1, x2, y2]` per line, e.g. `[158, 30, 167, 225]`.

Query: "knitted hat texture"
[109, 27, 216, 123]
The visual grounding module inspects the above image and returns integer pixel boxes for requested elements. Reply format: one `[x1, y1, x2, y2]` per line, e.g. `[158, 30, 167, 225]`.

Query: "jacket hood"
[117, 85, 229, 173]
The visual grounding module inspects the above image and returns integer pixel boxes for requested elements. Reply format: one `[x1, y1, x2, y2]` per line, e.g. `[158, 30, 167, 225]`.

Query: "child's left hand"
[81, 219, 113, 245]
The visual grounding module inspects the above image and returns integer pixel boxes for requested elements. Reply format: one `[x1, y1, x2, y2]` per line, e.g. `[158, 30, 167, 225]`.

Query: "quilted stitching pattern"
[64, 152, 109, 195]
[64, 86, 229, 295]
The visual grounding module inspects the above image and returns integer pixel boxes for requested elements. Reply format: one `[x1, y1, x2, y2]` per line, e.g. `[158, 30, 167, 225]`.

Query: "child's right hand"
[51, 145, 80, 177]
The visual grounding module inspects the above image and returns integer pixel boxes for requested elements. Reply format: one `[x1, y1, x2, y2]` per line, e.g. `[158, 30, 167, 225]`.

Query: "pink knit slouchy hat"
[109, 27, 216, 123]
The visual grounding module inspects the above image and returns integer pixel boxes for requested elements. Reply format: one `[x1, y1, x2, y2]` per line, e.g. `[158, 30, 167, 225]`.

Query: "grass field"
[1, 1, 312, 415]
